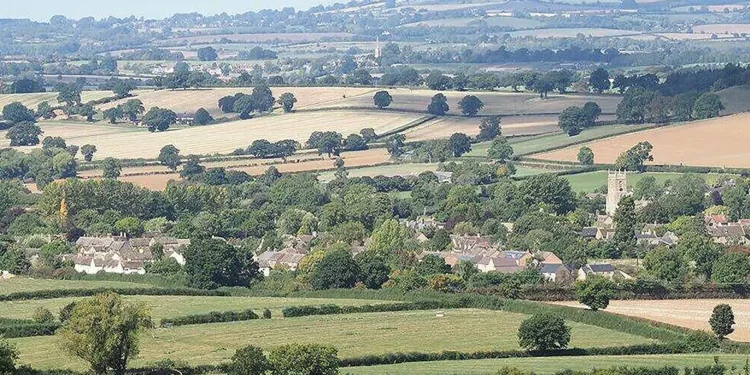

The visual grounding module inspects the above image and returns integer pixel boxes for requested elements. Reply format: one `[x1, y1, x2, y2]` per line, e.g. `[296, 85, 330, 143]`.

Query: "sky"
[4, 0, 332, 22]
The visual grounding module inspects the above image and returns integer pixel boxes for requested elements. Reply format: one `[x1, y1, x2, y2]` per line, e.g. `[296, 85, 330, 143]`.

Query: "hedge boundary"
[0, 287, 229, 302]
[160, 309, 259, 327]
[0, 322, 60, 338]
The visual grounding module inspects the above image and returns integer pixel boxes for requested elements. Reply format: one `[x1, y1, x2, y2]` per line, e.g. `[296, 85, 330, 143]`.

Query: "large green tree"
[589, 68, 610, 93]
[615, 141, 653, 172]
[268, 344, 339, 375]
[158, 145, 181, 171]
[577, 147, 594, 165]
[449, 132, 472, 157]
[2, 102, 35, 123]
[576, 277, 614, 311]
[613, 196, 636, 249]
[712, 253, 750, 283]
[277, 92, 297, 113]
[458, 95, 484, 116]
[477, 116, 501, 141]
[517, 314, 571, 351]
[427, 93, 450, 115]
[143, 107, 177, 132]
[6, 121, 43, 146]
[101, 158, 122, 179]
[58, 293, 153, 375]
[184, 238, 261, 289]
[373, 90, 393, 109]
[310, 248, 361, 290]
[692, 92, 724, 120]
[558, 106, 588, 136]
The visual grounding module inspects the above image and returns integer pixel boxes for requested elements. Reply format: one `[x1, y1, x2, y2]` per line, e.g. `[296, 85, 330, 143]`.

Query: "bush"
[268, 343, 339, 375]
[228, 346, 268, 375]
[262, 308, 271, 319]
[160, 309, 259, 327]
[0, 323, 60, 338]
[517, 313, 571, 351]
[32, 307, 55, 324]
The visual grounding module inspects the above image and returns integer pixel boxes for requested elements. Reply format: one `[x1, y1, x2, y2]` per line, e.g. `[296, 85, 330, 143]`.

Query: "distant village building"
[71, 236, 189, 275]
[256, 249, 308, 276]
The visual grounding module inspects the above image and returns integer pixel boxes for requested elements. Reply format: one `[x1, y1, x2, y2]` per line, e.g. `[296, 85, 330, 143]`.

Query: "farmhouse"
[578, 263, 618, 281]
[541, 263, 576, 283]
[256, 249, 308, 276]
[72, 236, 189, 275]
[707, 225, 749, 245]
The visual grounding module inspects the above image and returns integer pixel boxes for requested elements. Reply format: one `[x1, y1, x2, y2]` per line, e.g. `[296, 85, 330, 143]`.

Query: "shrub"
[709, 304, 734, 340]
[262, 308, 271, 319]
[228, 346, 269, 375]
[32, 307, 55, 324]
[517, 313, 571, 351]
[268, 343, 339, 375]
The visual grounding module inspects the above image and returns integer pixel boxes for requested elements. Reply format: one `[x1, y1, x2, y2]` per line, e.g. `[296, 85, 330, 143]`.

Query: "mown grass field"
[467, 123, 655, 157]
[343, 354, 750, 375]
[0, 278, 155, 294]
[561, 171, 734, 193]
[12, 309, 654, 370]
[0, 296, 394, 322]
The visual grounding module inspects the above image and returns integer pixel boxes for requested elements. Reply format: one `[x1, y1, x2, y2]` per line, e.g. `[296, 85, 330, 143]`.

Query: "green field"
[0, 278, 155, 294]
[0, 296, 393, 322]
[12, 309, 654, 370]
[467, 124, 656, 158]
[343, 354, 750, 375]
[317, 163, 440, 182]
[563, 171, 734, 193]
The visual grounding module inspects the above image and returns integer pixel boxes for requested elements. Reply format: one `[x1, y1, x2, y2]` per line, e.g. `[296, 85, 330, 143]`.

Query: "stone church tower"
[606, 171, 628, 216]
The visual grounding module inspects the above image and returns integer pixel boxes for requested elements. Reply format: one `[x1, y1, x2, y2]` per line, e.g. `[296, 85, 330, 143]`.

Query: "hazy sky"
[4, 0, 332, 21]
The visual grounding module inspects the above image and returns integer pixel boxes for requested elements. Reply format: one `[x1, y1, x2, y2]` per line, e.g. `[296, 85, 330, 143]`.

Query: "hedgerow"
[160, 309, 259, 327]
[0, 287, 229, 302]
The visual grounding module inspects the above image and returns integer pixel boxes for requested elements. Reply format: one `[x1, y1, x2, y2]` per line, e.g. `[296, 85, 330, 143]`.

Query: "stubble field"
[532, 113, 750, 168]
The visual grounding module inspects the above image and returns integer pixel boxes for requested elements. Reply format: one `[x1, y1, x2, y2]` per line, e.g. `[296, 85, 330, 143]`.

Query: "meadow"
[343, 354, 750, 375]
[509, 28, 642, 38]
[11, 308, 654, 370]
[0, 278, 156, 294]
[534, 113, 750, 168]
[0, 295, 393, 322]
[561, 171, 733, 193]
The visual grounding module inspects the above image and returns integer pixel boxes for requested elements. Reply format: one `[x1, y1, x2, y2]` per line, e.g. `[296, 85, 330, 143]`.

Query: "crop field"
[4, 111, 416, 160]
[0, 296, 393, 322]
[552, 299, 750, 342]
[466, 123, 655, 157]
[100, 87, 377, 117]
[399, 16, 544, 28]
[0, 91, 114, 110]
[156, 32, 355, 45]
[509, 28, 642, 38]
[0, 277, 154, 294]
[561, 171, 732, 193]
[717, 85, 750, 115]
[308, 88, 622, 116]
[117, 148, 393, 190]
[402, 114, 563, 141]
[533, 113, 750, 168]
[11, 308, 653, 370]
[344, 354, 750, 375]
[693, 24, 750, 34]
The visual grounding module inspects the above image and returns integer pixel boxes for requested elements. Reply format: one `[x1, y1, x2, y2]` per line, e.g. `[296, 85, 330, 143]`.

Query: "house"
[641, 223, 663, 235]
[660, 231, 679, 246]
[580, 227, 599, 239]
[707, 225, 749, 245]
[433, 171, 453, 183]
[596, 228, 615, 241]
[520, 251, 562, 267]
[451, 235, 495, 253]
[72, 236, 189, 275]
[256, 250, 308, 276]
[416, 233, 429, 243]
[705, 214, 729, 227]
[541, 263, 575, 283]
[578, 263, 616, 281]
[477, 257, 522, 273]
[635, 232, 661, 246]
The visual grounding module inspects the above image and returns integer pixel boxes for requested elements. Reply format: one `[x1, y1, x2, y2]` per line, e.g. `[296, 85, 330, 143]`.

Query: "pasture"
[0, 277, 154, 294]
[561, 171, 732, 193]
[100, 87, 377, 117]
[344, 354, 750, 375]
[11, 308, 654, 370]
[0, 295, 393, 322]
[552, 299, 750, 342]
[307, 88, 622, 116]
[156, 32, 355, 45]
[2, 111, 416, 160]
[533, 113, 750, 168]
[693, 24, 750, 34]
[0, 91, 113, 110]
[509, 28, 642, 38]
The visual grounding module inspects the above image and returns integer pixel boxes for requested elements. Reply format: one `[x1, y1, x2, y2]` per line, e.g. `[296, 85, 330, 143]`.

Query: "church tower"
[606, 171, 628, 216]
[374, 37, 382, 59]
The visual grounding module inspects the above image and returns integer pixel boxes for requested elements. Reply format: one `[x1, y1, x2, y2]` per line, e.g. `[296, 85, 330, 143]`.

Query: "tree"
[518, 174, 577, 215]
[194, 108, 213, 125]
[477, 116, 501, 141]
[81, 144, 97, 162]
[357, 253, 390, 289]
[197, 46, 218, 61]
[6, 122, 43, 146]
[616, 87, 656, 124]
[158, 145, 181, 171]
[277, 92, 297, 113]
[577, 147, 594, 165]
[712, 253, 750, 283]
[613, 196, 636, 249]
[229, 346, 269, 375]
[709, 304, 735, 340]
[576, 277, 614, 311]
[692, 92, 724, 119]
[101, 158, 122, 179]
[58, 293, 152, 375]
[142, 107, 176, 132]
[343, 133, 368, 151]
[615, 141, 653, 172]
[416, 254, 451, 276]
[425, 72, 452, 90]
[2, 102, 35, 123]
[114, 217, 143, 237]
[558, 106, 588, 136]
[268, 344, 339, 375]
[112, 80, 136, 98]
[251, 85, 275, 113]
[311, 248, 361, 290]
[121, 99, 145, 122]
[517, 314, 571, 351]
[373, 90, 393, 109]
[582, 102, 602, 126]
[56, 83, 82, 107]
[77, 104, 97, 122]
[589, 68, 610, 93]
[644, 247, 688, 283]
[43, 136, 67, 150]
[488, 136, 514, 162]
[37, 101, 54, 120]
[103, 106, 124, 124]
[33, 307, 55, 323]
[307, 131, 342, 157]
[0, 339, 18, 373]
[368, 219, 411, 261]
[184, 238, 260, 289]
[385, 134, 406, 157]
[449, 133, 472, 157]
[180, 156, 205, 179]
[458, 95, 484, 116]
[427, 93, 449, 115]
[360, 128, 377, 142]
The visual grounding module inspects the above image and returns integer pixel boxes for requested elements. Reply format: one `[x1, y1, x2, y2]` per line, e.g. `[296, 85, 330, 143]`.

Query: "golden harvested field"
[158, 32, 354, 44]
[3, 111, 418, 160]
[100, 87, 377, 117]
[533, 113, 750, 168]
[403, 115, 558, 141]
[653, 32, 739, 40]
[693, 24, 750, 34]
[118, 148, 392, 190]
[510, 28, 642, 38]
[307, 88, 622, 116]
[552, 299, 750, 342]
[0, 91, 113, 110]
